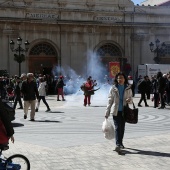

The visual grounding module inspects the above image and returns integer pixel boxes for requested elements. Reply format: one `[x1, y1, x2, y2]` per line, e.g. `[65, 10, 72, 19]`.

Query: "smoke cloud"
[52, 51, 113, 106]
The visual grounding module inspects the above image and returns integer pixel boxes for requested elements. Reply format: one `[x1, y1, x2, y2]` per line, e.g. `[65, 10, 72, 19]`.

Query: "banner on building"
[109, 62, 120, 78]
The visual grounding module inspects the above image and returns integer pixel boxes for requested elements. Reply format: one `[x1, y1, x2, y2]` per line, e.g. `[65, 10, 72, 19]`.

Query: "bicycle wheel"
[5, 154, 30, 170]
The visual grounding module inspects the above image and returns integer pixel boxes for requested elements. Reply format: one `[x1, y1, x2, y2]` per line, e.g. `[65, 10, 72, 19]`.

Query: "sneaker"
[115, 145, 121, 152]
[120, 144, 125, 149]
[24, 115, 27, 119]
[30, 119, 35, 121]
[57, 99, 61, 101]
[138, 104, 142, 107]
[158, 106, 165, 109]
[35, 108, 38, 112]
[45, 109, 51, 112]
[83, 104, 86, 107]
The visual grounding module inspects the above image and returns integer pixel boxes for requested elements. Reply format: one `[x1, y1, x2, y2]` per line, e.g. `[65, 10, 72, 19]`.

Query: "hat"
[60, 75, 63, 79]
[128, 76, 132, 79]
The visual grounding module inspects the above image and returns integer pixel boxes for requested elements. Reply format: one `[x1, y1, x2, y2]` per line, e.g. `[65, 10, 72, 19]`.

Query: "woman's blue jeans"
[113, 111, 125, 146]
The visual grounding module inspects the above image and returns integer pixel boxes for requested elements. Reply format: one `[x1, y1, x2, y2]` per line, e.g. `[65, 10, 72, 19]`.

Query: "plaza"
[3, 93, 170, 170]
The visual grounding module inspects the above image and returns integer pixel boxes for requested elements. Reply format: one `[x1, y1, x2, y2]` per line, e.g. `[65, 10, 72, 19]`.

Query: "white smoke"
[52, 51, 113, 106]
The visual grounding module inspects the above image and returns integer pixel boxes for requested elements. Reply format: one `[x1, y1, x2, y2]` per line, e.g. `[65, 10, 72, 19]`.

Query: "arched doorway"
[28, 42, 58, 75]
[96, 43, 122, 67]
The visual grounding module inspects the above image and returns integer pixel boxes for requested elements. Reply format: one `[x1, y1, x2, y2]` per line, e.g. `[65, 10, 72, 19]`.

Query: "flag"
[109, 62, 120, 78]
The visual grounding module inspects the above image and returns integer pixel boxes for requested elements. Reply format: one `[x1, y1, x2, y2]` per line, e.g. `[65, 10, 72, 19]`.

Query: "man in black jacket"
[0, 98, 14, 144]
[21, 73, 39, 121]
[138, 76, 149, 107]
[157, 72, 166, 109]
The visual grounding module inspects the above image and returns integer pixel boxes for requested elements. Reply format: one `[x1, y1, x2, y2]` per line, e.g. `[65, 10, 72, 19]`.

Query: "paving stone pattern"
[3, 94, 170, 170]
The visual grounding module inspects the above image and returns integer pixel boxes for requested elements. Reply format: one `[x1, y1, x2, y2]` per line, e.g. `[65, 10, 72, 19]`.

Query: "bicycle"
[0, 144, 30, 170]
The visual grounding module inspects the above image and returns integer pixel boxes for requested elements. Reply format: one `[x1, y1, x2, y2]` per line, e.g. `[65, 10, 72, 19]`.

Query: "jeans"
[113, 111, 125, 146]
[37, 96, 50, 109]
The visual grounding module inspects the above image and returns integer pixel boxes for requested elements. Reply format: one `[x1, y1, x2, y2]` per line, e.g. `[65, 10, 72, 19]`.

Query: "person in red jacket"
[0, 98, 14, 145]
[82, 77, 93, 106]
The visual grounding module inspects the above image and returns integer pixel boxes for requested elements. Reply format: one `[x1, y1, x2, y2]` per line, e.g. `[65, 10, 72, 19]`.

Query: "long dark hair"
[114, 72, 128, 86]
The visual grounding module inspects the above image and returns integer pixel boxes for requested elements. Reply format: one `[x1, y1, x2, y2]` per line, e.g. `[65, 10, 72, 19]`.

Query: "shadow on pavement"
[121, 148, 170, 157]
[48, 111, 64, 113]
[32, 120, 61, 123]
[12, 123, 24, 127]
[90, 106, 106, 107]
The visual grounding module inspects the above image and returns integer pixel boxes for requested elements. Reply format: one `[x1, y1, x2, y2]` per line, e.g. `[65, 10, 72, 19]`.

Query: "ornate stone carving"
[0, 0, 14, 6]
[23, 0, 33, 6]
[57, 0, 67, 8]
[86, 0, 95, 9]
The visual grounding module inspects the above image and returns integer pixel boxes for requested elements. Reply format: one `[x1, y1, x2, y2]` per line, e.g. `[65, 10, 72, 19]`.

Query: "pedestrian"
[81, 77, 93, 106]
[137, 76, 149, 107]
[35, 77, 50, 112]
[128, 75, 135, 97]
[151, 76, 159, 108]
[157, 72, 166, 109]
[56, 76, 65, 101]
[0, 97, 14, 144]
[165, 74, 170, 105]
[105, 72, 132, 152]
[13, 77, 23, 109]
[21, 73, 39, 121]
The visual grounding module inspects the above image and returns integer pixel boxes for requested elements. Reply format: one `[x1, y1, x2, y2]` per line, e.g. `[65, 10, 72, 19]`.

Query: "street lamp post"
[10, 37, 30, 76]
[149, 39, 166, 64]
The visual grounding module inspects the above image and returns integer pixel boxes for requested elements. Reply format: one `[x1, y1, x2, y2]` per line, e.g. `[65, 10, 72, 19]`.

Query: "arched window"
[30, 43, 57, 56]
[97, 43, 122, 57]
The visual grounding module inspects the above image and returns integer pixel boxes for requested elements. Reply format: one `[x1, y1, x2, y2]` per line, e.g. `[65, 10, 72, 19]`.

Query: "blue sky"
[132, 0, 145, 5]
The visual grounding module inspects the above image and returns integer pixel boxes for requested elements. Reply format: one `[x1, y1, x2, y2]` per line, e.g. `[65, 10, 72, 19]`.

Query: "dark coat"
[14, 82, 21, 96]
[138, 79, 147, 93]
[56, 79, 65, 89]
[21, 80, 39, 101]
[158, 77, 166, 93]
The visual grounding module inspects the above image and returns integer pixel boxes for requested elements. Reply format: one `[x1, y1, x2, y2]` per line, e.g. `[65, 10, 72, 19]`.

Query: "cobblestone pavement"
[3, 93, 170, 170]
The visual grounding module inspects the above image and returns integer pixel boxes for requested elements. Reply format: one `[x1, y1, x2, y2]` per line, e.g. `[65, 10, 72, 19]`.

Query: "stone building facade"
[141, 0, 170, 6]
[0, 0, 170, 78]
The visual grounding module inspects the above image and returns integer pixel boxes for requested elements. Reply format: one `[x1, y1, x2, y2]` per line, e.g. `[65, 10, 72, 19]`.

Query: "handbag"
[123, 102, 138, 124]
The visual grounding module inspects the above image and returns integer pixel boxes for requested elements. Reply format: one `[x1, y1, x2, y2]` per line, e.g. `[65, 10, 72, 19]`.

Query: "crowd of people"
[137, 72, 170, 109]
[1, 70, 170, 155]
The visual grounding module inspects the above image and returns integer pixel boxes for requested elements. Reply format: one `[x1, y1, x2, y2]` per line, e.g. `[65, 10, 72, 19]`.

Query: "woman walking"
[105, 72, 133, 152]
[35, 77, 50, 112]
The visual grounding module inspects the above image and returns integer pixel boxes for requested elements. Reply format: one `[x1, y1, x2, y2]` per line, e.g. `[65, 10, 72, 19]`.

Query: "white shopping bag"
[102, 119, 114, 140]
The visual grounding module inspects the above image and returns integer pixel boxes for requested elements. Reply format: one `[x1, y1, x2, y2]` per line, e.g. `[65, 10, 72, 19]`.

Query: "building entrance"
[28, 42, 58, 75]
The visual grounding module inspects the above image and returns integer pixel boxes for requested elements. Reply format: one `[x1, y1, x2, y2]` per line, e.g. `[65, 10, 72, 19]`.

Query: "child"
[0, 98, 14, 145]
